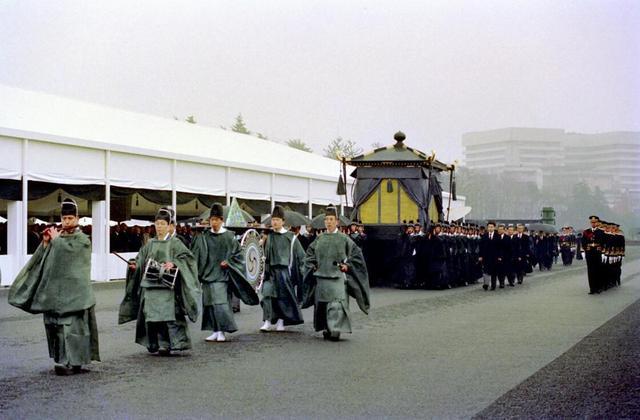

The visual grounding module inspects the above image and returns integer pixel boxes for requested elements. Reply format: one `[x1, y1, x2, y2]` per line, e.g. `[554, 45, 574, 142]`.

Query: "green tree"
[231, 114, 251, 134]
[370, 142, 384, 149]
[287, 139, 313, 153]
[323, 137, 363, 160]
[256, 132, 268, 140]
[185, 115, 197, 124]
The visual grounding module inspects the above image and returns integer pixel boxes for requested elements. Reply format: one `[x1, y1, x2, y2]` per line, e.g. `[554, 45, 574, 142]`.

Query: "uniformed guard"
[581, 215, 606, 294]
[559, 226, 576, 266]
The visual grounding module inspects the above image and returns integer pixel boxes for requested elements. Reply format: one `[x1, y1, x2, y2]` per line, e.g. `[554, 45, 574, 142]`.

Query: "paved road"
[1, 250, 638, 419]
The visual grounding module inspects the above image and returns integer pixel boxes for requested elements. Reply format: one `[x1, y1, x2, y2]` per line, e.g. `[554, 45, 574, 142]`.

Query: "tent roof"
[347, 132, 450, 170]
[0, 84, 344, 182]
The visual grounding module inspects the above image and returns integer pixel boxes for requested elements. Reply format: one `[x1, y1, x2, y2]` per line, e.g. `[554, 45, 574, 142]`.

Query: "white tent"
[0, 84, 347, 204]
[0, 84, 353, 284]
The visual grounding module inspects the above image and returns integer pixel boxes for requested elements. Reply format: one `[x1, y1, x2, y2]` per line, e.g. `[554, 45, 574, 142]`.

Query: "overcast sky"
[1, 0, 638, 162]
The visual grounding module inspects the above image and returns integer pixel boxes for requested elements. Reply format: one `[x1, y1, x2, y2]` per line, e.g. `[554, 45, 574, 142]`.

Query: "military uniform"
[581, 216, 607, 294]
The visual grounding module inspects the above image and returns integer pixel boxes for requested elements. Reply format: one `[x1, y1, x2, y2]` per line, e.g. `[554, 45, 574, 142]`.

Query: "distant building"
[462, 128, 565, 188]
[462, 128, 640, 212]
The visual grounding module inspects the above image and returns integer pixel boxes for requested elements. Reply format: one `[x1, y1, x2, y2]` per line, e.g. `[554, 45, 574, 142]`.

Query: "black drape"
[350, 178, 382, 221]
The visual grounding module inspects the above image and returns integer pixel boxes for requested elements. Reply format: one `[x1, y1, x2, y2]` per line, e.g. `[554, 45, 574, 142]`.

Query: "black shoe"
[483, 284, 488, 291]
[329, 333, 341, 342]
[499, 285, 505, 289]
[490, 287, 496, 291]
[508, 283, 515, 287]
[72, 366, 89, 374]
[54, 365, 74, 376]
[158, 348, 171, 357]
[322, 331, 330, 340]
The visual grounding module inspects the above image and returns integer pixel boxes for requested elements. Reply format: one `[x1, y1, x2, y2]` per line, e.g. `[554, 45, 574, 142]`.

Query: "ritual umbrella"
[261, 210, 311, 227]
[197, 206, 255, 224]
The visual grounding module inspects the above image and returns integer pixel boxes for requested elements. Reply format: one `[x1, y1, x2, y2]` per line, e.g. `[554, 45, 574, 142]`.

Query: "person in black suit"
[504, 225, 518, 287]
[479, 221, 500, 291]
[514, 224, 529, 284]
[495, 224, 509, 288]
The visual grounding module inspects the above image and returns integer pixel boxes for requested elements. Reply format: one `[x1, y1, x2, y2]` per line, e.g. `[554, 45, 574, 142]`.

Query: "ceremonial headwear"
[61, 198, 78, 216]
[155, 207, 172, 223]
[166, 206, 177, 224]
[324, 205, 337, 218]
[271, 205, 286, 220]
[589, 215, 600, 221]
[209, 202, 224, 219]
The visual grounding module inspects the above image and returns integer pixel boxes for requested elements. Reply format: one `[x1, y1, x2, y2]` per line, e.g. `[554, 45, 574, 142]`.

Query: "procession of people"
[5, 197, 627, 375]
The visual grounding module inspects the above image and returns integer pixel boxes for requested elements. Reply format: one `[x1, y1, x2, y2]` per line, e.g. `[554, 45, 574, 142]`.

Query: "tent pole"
[172, 159, 177, 220]
[21, 139, 28, 264]
[270, 173, 275, 211]
[225, 167, 231, 206]
[446, 167, 453, 222]
[105, 150, 111, 281]
[307, 179, 312, 218]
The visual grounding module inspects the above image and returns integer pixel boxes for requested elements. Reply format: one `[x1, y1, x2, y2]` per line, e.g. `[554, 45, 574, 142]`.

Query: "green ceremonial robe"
[261, 230, 305, 325]
[302, 231, 370, 337]
[118, 237, 200, 353]
[8, 231, 100, 367]
[191, 229, 259, 333]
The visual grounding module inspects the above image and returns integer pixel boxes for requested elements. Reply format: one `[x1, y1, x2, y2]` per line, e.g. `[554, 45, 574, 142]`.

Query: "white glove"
[601, 254, 606, 263]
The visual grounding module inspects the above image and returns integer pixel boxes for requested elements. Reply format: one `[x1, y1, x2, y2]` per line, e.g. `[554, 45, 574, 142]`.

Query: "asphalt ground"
[0, 249, 638, 419]
[476, 296, 640, 419]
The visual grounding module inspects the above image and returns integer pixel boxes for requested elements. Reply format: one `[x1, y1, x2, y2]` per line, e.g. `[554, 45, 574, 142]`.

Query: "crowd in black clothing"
[392, 220, 579, 291]
[109, 224, 196, 252]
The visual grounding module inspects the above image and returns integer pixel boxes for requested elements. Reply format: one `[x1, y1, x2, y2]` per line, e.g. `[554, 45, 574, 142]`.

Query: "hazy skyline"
[1, 0, 638, 162]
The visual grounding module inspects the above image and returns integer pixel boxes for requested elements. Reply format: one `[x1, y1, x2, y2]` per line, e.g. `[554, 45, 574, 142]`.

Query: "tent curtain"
[2, 180, 106, 201]
[398, 178, 429, 227]
[430, 175, 444, 221]
[0, 179, 21, 200]
[351, 178, 382, 221]
[111, 187, 218, 206]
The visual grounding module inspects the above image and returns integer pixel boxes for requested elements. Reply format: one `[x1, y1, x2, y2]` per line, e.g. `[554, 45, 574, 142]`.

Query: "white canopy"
[78, 217, 118, 227]
[0, 84, 349, 205]
[121, 219, 155, 227]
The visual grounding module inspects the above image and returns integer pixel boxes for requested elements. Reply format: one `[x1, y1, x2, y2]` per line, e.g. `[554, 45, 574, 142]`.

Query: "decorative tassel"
[387, 180, 393, 193]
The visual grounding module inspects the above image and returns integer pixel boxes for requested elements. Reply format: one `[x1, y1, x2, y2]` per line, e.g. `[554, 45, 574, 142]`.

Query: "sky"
[0, 0, 638, 163]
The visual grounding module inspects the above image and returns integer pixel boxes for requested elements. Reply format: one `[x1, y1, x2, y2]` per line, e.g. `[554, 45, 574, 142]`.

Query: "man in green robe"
[259, 205, 305, 332]
[9, 198, 100, 375]
[190, 203, 259, 342]
[302, 205, 370, 341]
[118, 207, 200, 355]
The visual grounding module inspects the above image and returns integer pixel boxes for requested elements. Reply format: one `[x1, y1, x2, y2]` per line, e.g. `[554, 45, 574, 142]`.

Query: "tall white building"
[462, 128, 640, 211]
[462, 128, 565, 188]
